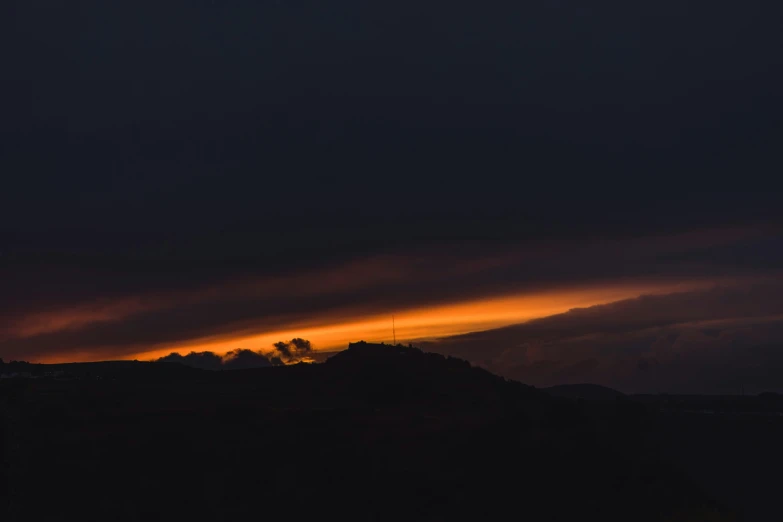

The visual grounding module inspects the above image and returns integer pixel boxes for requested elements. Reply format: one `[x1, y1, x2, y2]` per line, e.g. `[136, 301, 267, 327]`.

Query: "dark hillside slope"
[1, 343, 727, 521]
[545, 383, 626, 401]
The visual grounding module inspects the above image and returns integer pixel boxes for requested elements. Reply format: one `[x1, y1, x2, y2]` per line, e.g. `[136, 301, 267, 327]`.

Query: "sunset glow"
[129, 278, 714, 362]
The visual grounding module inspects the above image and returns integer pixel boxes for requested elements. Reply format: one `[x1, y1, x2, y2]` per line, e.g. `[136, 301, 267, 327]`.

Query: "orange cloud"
[132, 277, 715, 363]
[11, 225, 778, 364]
[5, 299, 148, 339]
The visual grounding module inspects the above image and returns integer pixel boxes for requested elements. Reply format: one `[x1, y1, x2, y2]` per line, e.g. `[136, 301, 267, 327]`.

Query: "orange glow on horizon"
[124, 278, 715, 363]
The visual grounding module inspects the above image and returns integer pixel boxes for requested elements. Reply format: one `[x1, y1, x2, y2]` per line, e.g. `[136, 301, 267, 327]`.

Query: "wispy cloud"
[423, 282, 783, 394]
[1, 226, 780, 363]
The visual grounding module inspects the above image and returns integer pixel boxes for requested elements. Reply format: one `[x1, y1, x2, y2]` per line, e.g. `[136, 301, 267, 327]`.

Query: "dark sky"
[2, 2, 783, 386]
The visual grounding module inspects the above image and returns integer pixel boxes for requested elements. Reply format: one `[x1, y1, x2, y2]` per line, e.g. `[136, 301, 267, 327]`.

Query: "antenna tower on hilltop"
[393, 315, 396, 345]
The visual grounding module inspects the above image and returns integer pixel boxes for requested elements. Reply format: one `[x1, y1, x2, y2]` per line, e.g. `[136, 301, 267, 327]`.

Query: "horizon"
[3, 1, 783, 395]
[23, 276, 720, 363]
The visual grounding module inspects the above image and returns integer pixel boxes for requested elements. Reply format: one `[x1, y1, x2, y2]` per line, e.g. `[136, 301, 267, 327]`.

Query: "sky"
[2, 2, 783, 391]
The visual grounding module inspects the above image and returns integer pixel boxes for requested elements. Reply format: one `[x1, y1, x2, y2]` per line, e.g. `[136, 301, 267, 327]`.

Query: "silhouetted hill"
[55, 360, 205, 379]
[0, 343, 729, 521]
[0, 359, 205, 380]
[324, 342, 542, 411]
[545, 383, 626, 401]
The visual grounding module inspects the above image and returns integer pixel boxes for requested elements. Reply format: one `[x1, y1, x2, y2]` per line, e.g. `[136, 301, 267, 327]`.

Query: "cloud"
[223, 349, 275, 370]
[422, 283, 783, 394]
[272, 342, 292, 358]
[158, 351, 225, 371]
[2, 1, 783, 366]
[2, 227, 781, 363]
[269, 338, 313, 364]
[157, 349, 276, 370]
[154, 340, 315, 370]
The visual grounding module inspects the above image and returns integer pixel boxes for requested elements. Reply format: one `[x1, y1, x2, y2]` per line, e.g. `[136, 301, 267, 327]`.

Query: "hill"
[0, 342, 729, 521]
[0, 359, 205, 380]
[545, 383, 626, 401]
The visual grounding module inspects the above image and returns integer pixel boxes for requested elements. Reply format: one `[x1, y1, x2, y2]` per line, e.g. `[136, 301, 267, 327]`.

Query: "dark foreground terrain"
[1, 343, 731, 521]
[634, 394, 783, 522]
